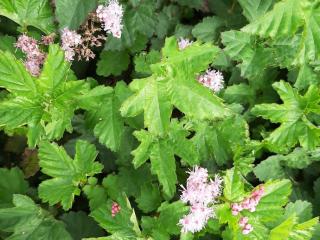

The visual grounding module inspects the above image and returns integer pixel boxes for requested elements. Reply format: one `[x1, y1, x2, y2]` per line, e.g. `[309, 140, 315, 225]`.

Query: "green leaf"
[60, 211, 104, 240]
[55, 0, 97, 30]
[136, 183, 161, 213]
[0, 50, 37, 94]
[0, 167, 28, 208]
[38, 140, 103, 210]
[150, 139, 177, 198]
[121, 37, 229, 135]
[238, 0, 275, 22]
[223, 83, 256, 106]
[90, 194, 141, 236]
[134, 50, 161, 75]
[252, 81, 320, 152]
[142, 201, 189, 238]
[0, 0, 55, 33]
[0, 45, 91, 147]
[223, 168, 245, 201]
[192, 16, 224, 42]
[269, 215, 297, 240]
[0, 194, 72, 239]
[284, 201, 313, 222]
[0, 35, 23, 58]
[221, 30, 273, 78]
[248, 179, 292, 223]
[83, 86, 125, 151]
[254, 155, 286, 181]
[127, 1, 156, 37]
[97, 51, 130, 77]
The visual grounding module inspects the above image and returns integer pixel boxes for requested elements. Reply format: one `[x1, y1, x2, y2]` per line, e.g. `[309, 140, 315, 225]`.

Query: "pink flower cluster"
[198, 69, 224, 93]
[179, 166, 223, 233]
[15, 35, 46, 77]
[178, 38, 193, 50]
[239, 217, 253, 235]
[61, 28, 82, 61]
[231, 186, 264, 215]
[96, 0, 123, 38]
[111, 202, 121, 217]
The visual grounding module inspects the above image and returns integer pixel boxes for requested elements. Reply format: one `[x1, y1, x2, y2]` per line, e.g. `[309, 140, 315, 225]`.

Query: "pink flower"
[96, 0, 123, 38]
[111, 202, 121, 217]
[41, 34, 55, 45]
[239, 217, 253, 235]
[179, 166, 223, 233]
[60, 28, 82, 61]
[178, 38, 193, 50]
[198, 69, 224, 93]
[231, 203, 243, 216]
[15, 34, 46, 77]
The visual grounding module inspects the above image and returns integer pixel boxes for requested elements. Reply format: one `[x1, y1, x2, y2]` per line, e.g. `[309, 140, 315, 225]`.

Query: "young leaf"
[223, 168, 245, 201]
[0, 194, 72, 239]
[38, 140, 103, 210]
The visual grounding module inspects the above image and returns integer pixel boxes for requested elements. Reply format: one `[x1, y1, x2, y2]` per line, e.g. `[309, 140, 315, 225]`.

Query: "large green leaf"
[223, 168, 245, 201]
[0, 167, 28, 208]
[238, 0, 275, 22]
[0, 0, 55, 33]
[55, 0, 97, 30]
[0, 194, 72, 239]
[97, 51, 130, 77]
[38, 140, 103, 210]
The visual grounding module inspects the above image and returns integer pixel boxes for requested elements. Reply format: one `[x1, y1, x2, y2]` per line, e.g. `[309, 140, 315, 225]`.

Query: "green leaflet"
[0, 0, 55, 33]
[0, 45, 91, 147]
[238, 0, 275, 22]
[0, 194, 72, 239]
[121, 37, 230, 135]
[38, 140, 103, 210]
[252, 81, 320, 152]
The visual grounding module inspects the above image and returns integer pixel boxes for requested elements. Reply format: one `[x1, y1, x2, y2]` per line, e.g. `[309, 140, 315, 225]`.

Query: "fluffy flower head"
[198, 69, 224, 93]
[96, 0, 123, 38]
[61, 28, 82, 61]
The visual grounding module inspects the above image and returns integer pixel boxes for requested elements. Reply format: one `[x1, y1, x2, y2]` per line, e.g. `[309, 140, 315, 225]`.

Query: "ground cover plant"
[0, 0, 320, 239]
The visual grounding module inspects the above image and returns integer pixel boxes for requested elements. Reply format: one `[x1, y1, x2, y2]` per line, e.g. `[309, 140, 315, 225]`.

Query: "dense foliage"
[0, 0, 320, 239]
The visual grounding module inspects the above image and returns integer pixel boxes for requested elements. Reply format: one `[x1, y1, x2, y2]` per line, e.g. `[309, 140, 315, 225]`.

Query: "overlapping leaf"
[38, 140, 103, 210]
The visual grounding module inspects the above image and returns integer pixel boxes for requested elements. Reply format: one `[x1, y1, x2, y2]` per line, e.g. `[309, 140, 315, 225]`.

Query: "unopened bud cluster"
[231, 186, 264, 235]
[111, 202, 121, 217]
[239, 217, 253, 235]
[179, 166, 223, 233]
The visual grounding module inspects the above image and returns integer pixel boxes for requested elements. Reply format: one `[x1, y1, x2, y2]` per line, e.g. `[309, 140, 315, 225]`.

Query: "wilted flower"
[41, 34, 55, 45]
[60, 28, 82, 61]
[198, 69, 224, 93]
[178, 38, 193, 50]
[179, 166, 223, 233]
[96, 0, 123, 38]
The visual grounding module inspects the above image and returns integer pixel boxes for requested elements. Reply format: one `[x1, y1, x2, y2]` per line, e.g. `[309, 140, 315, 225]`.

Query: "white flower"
[198, 69, 224, 93]
[60, 28, 82, 61]
[96, 0, 123, 38]
[178, 38, 193, 50]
